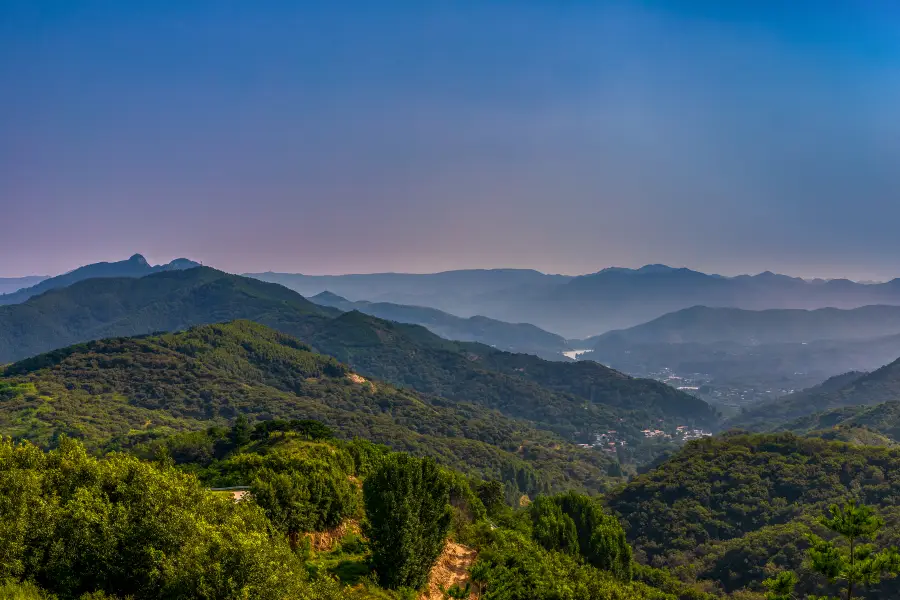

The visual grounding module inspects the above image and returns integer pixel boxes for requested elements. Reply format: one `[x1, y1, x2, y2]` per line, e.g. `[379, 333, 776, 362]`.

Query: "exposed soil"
[305, 520, 362, 552]
[420, 542, 478, 600]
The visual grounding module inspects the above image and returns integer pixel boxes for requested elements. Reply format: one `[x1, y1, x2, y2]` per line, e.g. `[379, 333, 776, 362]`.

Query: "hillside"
[607, 432, 900, 598]
[779, 400, 900, 442]
[0, 321, 616, 494]
[728, 360, 900, 430]
[310, 291, 570, 358]
[0, 253, 199, 305]
[0, 268, 718, 453]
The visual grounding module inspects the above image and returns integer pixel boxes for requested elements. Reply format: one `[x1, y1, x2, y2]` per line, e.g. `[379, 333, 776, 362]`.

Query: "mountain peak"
[635, 264, 677, 274]
[312, 291, 349, 303]
[163, 258, 201, 269]
[128, 254, 149, 266]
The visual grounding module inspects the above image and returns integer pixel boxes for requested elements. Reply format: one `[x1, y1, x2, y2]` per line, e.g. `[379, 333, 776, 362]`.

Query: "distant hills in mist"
[248, 264, 900, 338]
[309, 291, 569, 359]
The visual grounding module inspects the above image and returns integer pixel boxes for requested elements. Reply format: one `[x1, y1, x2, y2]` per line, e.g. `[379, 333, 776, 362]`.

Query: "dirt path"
[421, 542, 478, 600]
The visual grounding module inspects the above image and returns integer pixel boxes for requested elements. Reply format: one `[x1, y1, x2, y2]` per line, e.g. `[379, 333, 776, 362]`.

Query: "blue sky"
[2, 1, 899, 278]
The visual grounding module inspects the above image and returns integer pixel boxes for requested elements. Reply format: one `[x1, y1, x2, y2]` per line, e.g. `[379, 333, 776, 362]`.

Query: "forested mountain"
[0, 267, 717, 458]
[0, 253, 199, 305]
[0, 267, 333, 362]
[607, 432, 900, 598]
[728, 359, 900, 430]
[778, 400, 900, 443]
[586, 304, 900, 346]
[310, 291, 570, 358]
[0, 275, 47, 295]
[0, 321, 614, 495]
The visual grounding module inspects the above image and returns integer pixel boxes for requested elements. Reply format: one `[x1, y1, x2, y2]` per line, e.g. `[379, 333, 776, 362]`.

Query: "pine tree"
[763, 500, 900, 600]
[363, 454, 452, 590]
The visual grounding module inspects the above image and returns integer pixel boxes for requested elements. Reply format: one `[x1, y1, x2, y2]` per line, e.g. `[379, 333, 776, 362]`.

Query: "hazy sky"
[2, 1, 899, 279]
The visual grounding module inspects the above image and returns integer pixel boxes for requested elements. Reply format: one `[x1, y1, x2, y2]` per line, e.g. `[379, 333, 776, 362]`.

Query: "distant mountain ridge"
[0, 276, 48, 295]
[247, 264, 900, 337]
[309, 291, 569, 359]
[246, 268, 572, 317]
[0, 254, 200, 305]
[586, 305, 900, 346]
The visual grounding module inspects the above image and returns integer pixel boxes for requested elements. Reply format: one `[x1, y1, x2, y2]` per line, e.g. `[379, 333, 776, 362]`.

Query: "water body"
[563, 349, 591, 360]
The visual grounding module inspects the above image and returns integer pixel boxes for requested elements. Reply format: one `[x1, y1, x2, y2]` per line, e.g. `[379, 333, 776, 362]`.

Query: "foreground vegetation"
[1, 432, 695, 600]
[4, 418, 899, 598]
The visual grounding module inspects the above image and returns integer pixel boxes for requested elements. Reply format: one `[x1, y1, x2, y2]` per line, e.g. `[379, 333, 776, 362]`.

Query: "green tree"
[477, 480, 505, 515]
[553, 491, 633, 581]
[363, 454, 452, 590]
[763, 500, 900, 600]
[530, 496, 578, 555]
[0, 437, 337, 600]
[762, 571, 798, 600]
[250, 462, 357, 546]
[230, 414, 251, 447]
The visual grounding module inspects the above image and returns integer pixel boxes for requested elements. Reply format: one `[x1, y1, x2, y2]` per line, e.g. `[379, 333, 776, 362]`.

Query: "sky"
[2, 1, 900, 279]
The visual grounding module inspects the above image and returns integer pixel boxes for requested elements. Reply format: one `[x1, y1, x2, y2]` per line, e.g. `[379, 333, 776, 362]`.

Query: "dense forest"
[6, 418, 896, 599]
[0, 321, 622, 496]
[607, 432, 900, 598]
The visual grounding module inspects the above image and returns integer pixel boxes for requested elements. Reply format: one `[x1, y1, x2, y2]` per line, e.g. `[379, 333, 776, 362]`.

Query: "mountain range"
[0, 266, 717, 459]
[309, 291, 570, 359]
[585, 304, 900, 346]
[0, 254, 199, 305]
[250, 265, 900, 338]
